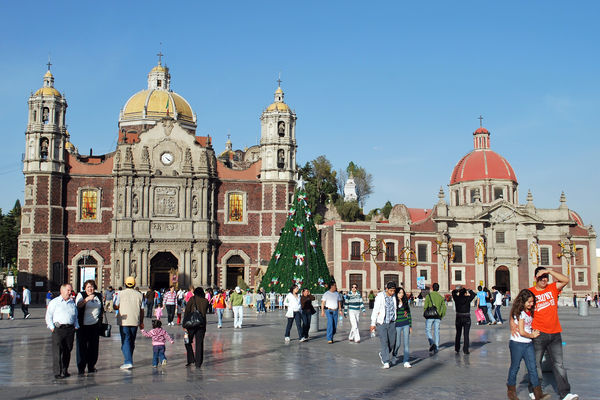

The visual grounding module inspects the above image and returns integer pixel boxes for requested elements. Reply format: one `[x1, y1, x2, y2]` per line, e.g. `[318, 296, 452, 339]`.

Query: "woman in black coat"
[451, 286, 476, 354]
[183, 287, 209, 368]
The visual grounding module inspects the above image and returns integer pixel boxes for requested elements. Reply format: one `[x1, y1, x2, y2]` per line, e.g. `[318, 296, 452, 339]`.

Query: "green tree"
[335, 198, 364, 222]
[0, 200, 21, 269]
[381, 201, 393, 219]
[260, 185, 332, 294]
[299, 155, 338, 217]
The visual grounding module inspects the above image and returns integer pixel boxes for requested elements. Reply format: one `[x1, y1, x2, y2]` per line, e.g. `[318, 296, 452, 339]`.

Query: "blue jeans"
[487, 306, 496, 323]
[493, 305, 503, 323]
[119, 326, 138, 365]
[325, 309, 338, 341]
[425, 318, 440, 348]
[152, 345, 166, 366]
[285, 311, 303, 339]
[393, 325, 410, 363]
[216, 308, 224, 327]
[376, 322, 396, 364]
[508, 340, 539, 386]
[530, 332, 571, 397]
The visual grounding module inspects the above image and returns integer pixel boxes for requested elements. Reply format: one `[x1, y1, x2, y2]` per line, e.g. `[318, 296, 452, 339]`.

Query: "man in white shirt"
[370, 281, 398, 369]
[22, 285, 31, 319]
[492, 286, 504, 324]
[45, 284, 79, 379]
[320, 282, 343, 343]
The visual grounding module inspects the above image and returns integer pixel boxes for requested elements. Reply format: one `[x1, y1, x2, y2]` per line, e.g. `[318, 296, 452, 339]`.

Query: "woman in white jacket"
[284, 285, 303, 343]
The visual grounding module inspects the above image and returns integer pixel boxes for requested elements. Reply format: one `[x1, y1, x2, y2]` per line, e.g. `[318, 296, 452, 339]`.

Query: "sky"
[0, 1, 598, 236]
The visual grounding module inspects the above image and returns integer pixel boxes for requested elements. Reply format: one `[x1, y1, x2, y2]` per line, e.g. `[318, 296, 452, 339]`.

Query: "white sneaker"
[355, 339, 360, 343]
[497, 321, 502, 325]
[378, 352, 384, 366]
[299, 337, 307, 342]
[403, 362, 412, 368]
[528, 393, 535, 400]
[284, 337, 290, 343]
[382, 363, 390, 369]
[161, 359, 167, 366]
[119, 363, 133, 370]
[562, 394, 579, 400]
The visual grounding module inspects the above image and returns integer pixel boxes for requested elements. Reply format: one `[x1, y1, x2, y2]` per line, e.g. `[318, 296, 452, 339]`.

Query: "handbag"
[0, 305, 10, 314]
[100, 312, 111, 337]
[183, 298, 206, 329]
[423, 293, 440, 319]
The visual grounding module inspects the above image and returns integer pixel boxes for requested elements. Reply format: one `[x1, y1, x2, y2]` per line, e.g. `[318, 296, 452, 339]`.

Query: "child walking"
[141, 320, 174, 367]
[154, 302, 164, 320]
[506, 289, 550, 400]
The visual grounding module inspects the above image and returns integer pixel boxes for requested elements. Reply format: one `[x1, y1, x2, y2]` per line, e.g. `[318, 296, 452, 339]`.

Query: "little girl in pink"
[154, 302, 164, 320]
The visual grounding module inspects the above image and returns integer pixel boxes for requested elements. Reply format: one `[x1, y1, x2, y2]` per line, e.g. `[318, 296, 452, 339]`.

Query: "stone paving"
[0, 304, 598, 400]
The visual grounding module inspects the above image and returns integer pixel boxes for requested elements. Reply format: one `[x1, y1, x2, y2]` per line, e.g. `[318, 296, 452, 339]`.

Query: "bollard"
[309, 310, 320, 333]
[578, 299, 589, 317]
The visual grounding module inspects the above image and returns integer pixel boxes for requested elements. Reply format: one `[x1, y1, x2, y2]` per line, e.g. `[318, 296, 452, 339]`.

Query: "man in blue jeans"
[424, 283, 446, 354]
[114, 276, 144, 369]
[320, 282, 343, 343]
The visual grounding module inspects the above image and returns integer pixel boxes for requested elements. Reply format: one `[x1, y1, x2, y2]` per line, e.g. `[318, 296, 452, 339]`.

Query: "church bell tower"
[259, 81, 297, 181]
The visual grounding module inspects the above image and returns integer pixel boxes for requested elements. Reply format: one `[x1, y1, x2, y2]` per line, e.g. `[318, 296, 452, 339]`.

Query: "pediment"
[475, 202, 542, 223]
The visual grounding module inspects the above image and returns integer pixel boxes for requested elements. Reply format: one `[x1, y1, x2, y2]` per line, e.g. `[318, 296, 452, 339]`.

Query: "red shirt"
[529, 282, 562, 334]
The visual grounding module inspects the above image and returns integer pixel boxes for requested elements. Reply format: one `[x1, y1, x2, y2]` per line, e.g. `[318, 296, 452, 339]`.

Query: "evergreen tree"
[260, 181, 332, 294]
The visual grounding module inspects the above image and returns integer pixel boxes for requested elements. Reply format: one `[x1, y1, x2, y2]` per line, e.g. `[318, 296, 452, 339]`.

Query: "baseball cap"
[235, 286, 241, 293]
[125, 276, 136, 287]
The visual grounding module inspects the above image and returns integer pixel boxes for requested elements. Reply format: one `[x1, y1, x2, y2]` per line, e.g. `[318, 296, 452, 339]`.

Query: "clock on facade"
[161, 152, 174, 165]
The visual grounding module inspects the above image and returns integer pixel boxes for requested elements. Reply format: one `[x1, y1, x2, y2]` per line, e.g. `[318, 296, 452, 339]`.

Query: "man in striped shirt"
[344, 284, 366, 343]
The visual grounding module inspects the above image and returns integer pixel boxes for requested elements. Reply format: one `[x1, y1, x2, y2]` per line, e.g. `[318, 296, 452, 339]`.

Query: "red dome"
[473, 127, 489, 134]
[450, 149, 517, 185]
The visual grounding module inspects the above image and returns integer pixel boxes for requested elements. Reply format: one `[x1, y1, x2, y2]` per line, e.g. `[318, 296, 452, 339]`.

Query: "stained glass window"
[228, 193, 243, 222]
[81, 190, 98, 220]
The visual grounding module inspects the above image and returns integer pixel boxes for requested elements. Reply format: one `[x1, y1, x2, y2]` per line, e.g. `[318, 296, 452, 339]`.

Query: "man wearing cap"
[320, 281, 343, 343]
[45, 283, 79, 379]
[370, 281, 398, 368]
[230, 286, 244, 328]
[113, 276, 144, 369]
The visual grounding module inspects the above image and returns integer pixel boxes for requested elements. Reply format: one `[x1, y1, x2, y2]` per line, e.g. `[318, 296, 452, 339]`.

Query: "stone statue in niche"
[132, 194, 139, 215]
[278, 121, 285, 136]
[118, 193, 123, 213]
[125, 146, 134, 165]
[192, 259, 197, 279]
[185, 148, 192, 165]
[192, 195, 198, 215]
[114, 149, 121, 165]
[130, 259, 137, 277]
[142, 146, 150, 163]
[42, 107, 49, 123]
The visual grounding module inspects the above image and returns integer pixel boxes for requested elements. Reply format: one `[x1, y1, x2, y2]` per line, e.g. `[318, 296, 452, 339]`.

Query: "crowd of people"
[0, 265, 579, 399]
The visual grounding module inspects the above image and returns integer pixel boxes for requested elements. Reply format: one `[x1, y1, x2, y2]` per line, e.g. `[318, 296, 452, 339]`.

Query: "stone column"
[201, 249, 209, 286]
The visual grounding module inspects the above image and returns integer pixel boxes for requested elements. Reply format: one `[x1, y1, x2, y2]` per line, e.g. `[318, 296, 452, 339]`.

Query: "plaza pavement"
[0, 303, 598, 400]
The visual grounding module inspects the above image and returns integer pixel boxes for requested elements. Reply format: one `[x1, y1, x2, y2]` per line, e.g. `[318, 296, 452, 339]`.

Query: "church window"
[350, 241, 361, 260]
[494, 187, 504, 200]
[453, 244, 463, 263]
[349, 274, 363, 291]
[496, 231, 505, 244]
[278, 121, 285, 137]
[277, 149, 285, 169]
[385, 242, 395, 261]
[55, 110, 59, 125]
[575, 247, 584, 265]
[40, 138, 49, 160]
[417, 243, 429, 262]
[383, 274, 399, 287]
[228, 193, 244, 222]
[77, 255, 98, 291]
[42, 107, 49, 124]
[576, 270, 586, 285]
[454, 190, 459, 205]
[540, 247, 550, 265]
[33, 110, 37, 122]
[157, 79, 162, 88]
[418, 269, 428, 281]
[80, 190, 98, 220]
[454, 269, 463, 283]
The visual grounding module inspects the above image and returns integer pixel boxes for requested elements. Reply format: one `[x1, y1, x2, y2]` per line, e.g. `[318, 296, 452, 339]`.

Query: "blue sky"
[1, 1, 598, 234]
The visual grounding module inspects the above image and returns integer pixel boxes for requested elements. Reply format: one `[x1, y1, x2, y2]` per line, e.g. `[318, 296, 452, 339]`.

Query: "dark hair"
[152, 319, 162, 329]
[432, 283, 440, 292]
[289, 284, 298, 293]
[510, 289, 536, 320]
[395, 287, 410, 313]
[194, 287, 205, 297]
[459, 287, 467, 296]
[534, 266, 545, 277]
[477, 286, 482, 291]
[83, 280, 97, 290]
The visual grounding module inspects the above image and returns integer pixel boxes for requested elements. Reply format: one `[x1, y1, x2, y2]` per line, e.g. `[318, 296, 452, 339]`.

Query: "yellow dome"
[65, 141, 74, 150]
[122, 89, 194, 122]
[35, 87, 61, 97]
[266, 102, 290, 112]
[151, 65, 167, 73]
[44, 70, 53, 78]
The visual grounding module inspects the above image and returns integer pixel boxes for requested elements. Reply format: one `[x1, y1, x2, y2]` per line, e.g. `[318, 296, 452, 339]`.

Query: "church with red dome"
[321, 124, 597, 298]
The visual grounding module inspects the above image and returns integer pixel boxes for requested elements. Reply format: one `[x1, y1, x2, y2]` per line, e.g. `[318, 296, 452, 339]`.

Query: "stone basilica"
[18, 60, 298, 292]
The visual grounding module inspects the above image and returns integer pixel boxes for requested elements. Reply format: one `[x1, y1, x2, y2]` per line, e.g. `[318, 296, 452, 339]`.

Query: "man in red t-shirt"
[512, 267, 578, 400]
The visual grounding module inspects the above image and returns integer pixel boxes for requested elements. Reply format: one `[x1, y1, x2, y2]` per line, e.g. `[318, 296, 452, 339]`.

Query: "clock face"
[161, 152, 174, 165]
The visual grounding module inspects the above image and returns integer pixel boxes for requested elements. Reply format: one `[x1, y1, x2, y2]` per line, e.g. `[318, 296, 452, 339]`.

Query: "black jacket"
[452, 289, 475, 314]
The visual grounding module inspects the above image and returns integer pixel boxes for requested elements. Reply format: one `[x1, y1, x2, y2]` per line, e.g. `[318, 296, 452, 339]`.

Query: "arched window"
[77, 255, 98, 291]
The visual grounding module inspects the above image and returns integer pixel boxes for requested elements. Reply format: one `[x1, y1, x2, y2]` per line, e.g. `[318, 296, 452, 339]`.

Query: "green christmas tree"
[260, 180, 332, 294]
